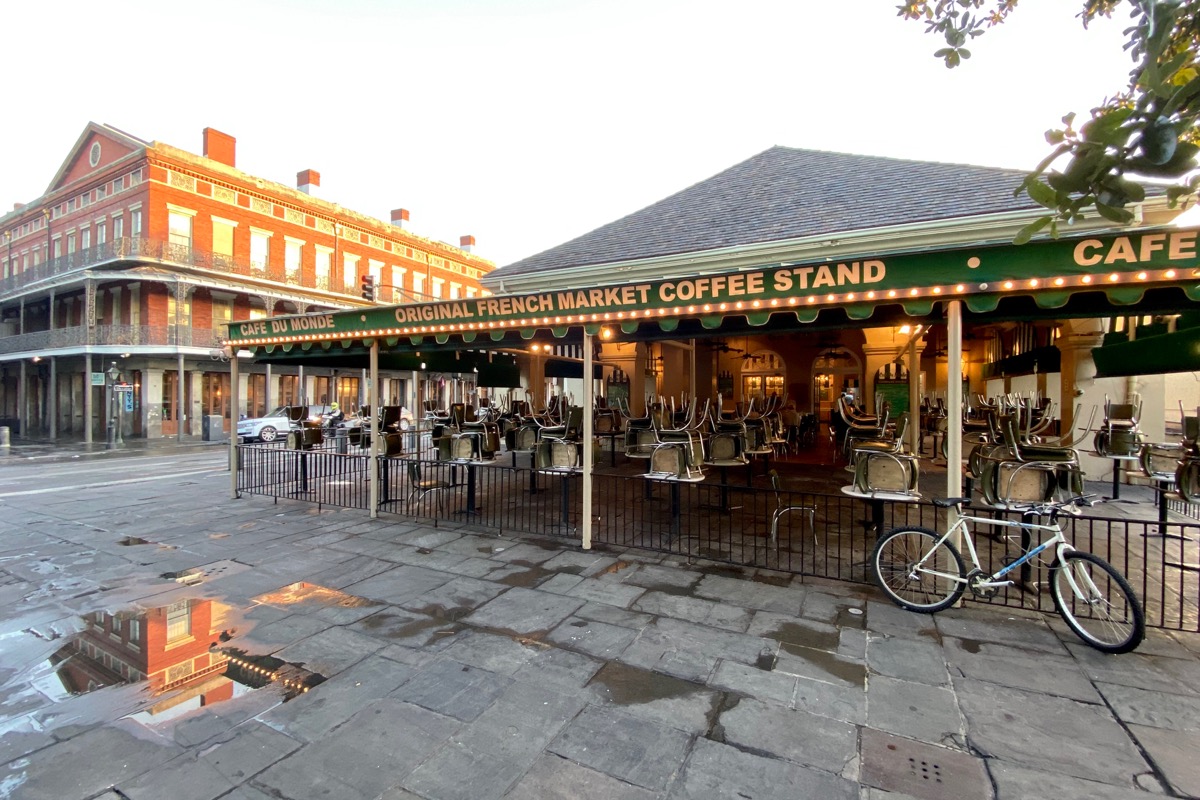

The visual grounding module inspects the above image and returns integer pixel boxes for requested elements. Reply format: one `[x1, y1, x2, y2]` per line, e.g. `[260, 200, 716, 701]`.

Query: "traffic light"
[360, 274, 376, 301]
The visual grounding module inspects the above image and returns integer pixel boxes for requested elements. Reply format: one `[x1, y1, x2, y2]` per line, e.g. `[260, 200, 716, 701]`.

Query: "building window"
[166, 293, 192, 331]
[130, 209, 142, 237]
[285, 237, 304, 277]
[96, 222, 106, 246]
[166, 601, 191, 642]
[112, 215, 124, 240]
[80, 227, 91, 250]
[250, 229, 271, 271]
[450, 282, 461, 299]
[413, 273, 425, 299]
[212, 218, 236, 259]
[431, 278, 444, 299]
[167, 209, 194, 249]
[128, 618, 141, 649]
[315, 246, 332, 290]
[343, 254, 360, 292]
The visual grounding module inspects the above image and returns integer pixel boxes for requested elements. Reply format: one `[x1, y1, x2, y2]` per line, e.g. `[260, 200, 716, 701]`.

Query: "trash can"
[202, 415, 226, 441]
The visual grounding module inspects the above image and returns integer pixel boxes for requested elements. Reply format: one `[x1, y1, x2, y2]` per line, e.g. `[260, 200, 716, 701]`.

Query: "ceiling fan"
[711, 340, 745, 355]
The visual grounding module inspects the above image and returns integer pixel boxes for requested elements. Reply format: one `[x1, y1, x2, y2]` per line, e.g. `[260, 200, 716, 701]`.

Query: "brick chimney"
[391, 208, 410, 229]
[459, 235, 475, 253]
[202, 128, 236, 168]
[297, 169, 320, 196]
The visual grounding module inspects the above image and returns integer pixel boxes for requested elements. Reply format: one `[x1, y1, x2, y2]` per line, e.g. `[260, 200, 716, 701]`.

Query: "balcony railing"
[0, 238, 363, 300]
[0, 324, 226, 355]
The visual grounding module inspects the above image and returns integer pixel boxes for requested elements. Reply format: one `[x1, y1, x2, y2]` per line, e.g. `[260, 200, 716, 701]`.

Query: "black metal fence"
[234, 443, 1200, 632]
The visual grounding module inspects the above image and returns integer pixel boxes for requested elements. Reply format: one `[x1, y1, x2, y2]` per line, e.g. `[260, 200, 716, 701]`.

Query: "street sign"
[91, 372, 105, 386]
[124, 392, 134, 413]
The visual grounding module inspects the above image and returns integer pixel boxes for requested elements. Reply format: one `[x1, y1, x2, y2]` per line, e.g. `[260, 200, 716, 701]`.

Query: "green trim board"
[226, 226, 1200, 349]
[1092, 326, 1200, 377]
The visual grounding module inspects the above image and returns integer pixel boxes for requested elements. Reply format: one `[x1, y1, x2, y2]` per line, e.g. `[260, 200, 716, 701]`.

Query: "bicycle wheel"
[1050, 551, 1145, 654]
[871, 526, 966, 612]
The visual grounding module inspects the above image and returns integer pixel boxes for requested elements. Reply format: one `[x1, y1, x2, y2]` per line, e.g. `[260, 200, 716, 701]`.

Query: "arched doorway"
[741, 350, 785, 405]
[811, 348, 862, 424]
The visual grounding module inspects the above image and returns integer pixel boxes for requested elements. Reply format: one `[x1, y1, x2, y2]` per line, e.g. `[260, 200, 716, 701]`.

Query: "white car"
[237, 405, 330, 442]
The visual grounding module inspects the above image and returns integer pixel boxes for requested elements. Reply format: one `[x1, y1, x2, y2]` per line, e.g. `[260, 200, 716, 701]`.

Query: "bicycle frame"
[911, 512, 1075, 591]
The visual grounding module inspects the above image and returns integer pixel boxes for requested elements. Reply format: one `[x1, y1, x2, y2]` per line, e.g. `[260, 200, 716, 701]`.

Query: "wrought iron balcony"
[0, 324, 226, 355]
[0, 238, 362, 301]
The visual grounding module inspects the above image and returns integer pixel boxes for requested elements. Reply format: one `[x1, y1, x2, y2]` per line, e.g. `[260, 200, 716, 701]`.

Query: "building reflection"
[50, 599, 322, 719]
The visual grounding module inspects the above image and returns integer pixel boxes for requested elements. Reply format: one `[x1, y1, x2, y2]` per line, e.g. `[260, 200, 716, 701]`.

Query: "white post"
[582, 331, 594, 550]
[907, 340, 920, 455]
[230, 347, 240, 499]
[369, 340, 380, 519]
[947, 301, 964, 554]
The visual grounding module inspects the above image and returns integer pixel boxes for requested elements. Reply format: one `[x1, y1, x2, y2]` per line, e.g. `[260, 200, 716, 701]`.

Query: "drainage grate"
[860, 728, 989, 800]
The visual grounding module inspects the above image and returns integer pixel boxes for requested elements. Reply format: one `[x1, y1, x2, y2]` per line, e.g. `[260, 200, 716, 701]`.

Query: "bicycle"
[870, 495, 1145, 654]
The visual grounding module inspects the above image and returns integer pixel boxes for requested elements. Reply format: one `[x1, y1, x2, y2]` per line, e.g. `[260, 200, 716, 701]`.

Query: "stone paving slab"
[954, 676, 1150, 786]
[548, 705, 692, 791]
[667, 738, 858, 800]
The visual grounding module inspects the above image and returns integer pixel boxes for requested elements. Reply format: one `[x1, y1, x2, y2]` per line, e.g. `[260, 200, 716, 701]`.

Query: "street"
[0, 451, 1198, 799]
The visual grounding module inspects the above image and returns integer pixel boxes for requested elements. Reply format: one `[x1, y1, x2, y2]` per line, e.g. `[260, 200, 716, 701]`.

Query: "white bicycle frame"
[911, 511, 1079, 593]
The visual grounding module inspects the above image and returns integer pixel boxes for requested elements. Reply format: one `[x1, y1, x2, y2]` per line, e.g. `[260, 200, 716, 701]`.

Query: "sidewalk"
[0, 458, 1198, 799]
[0, 434, 226, 462]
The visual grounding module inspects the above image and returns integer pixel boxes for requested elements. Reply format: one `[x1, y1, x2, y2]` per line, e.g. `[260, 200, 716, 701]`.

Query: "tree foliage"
[899, 1, 1200, 243]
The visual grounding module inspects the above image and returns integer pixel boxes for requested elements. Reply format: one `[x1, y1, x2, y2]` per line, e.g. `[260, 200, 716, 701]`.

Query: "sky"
[0, 0, 1139, 268]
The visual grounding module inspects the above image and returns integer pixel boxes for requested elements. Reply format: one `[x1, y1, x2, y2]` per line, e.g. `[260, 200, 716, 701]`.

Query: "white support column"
[84, 352, 93, 444]
[947, 301, 964, 555]
[907, 341, 919, 455]
[368, 340, 380, 519]
[177, 353, 185, 442]
[582, 331, 594, 550]
[230, 348, 240, 499]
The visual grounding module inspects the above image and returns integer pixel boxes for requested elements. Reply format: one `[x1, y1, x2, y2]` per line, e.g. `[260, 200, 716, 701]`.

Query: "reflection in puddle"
[253, 582, 378, 609]
[588, 662, 703, 706]
[41, 597, 326, 727]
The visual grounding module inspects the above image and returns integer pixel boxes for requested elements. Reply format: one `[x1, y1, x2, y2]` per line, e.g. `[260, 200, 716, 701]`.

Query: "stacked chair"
[1093, 395, 1145, 457]
[849, 411, 919, 496]
[976, 411, 1084, 507]
[643, 397, 708, 482]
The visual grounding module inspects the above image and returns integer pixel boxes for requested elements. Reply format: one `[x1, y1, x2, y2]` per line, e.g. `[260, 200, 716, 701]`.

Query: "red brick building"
[0, 122, 493, 440]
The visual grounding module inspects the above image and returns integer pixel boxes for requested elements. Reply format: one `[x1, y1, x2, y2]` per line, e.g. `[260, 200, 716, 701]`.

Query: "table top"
[839, 485, 921, 503]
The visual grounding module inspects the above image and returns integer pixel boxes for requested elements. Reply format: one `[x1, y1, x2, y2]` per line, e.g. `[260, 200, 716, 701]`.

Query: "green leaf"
[1080, 107, 1135, 145]
[1045, 129, 1066, 145]
[1014, 216, 1052, 245]
[1024, 179, 1059, 208]
[1095, 202, 1135, 223]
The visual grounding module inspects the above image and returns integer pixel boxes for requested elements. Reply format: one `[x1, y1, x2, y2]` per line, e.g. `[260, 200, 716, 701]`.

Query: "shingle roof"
[492, 146, 1043, 279]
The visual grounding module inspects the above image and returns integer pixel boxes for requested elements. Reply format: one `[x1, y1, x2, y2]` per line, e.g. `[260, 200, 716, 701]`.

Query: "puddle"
[779, 642, 866, 686]
[497, 565, 556, 588]
[762, 621, 840, 652]
[632, 581, 697, 597]
[833, 605, 866, 630]
[359, 610, 464, 641]
[751, 573, 791, 587]
[587, 662, 703, 706]
[26, 598, 324, 732]
[955, 637, 984, 654]
[755, 646, 777, 671]
[252, 582, 377, 609]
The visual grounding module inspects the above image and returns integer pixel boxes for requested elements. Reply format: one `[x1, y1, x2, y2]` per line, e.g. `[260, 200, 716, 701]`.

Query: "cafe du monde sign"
[229, 227, 1200, 345]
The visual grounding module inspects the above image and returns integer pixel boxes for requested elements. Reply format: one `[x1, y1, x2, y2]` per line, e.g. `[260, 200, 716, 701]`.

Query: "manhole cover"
[860, 728, 988, 800]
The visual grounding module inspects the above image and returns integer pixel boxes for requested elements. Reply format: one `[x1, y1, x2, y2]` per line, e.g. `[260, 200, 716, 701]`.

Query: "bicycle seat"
[932, 497, 971, 508]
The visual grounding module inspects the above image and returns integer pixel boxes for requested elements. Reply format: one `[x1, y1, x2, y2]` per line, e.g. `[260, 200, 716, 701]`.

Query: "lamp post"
[106, 361, 120, 449]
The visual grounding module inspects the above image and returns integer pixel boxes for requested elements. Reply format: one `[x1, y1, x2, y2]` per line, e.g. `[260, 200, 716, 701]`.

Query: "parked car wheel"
[259, 426, 278, 442]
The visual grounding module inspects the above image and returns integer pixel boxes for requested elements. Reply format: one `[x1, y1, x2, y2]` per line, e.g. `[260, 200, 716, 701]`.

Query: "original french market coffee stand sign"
[226, 227, 1200, 350]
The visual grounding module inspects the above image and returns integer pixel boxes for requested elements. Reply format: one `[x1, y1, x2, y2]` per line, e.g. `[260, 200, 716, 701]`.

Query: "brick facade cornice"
[148, 144, 493, 275]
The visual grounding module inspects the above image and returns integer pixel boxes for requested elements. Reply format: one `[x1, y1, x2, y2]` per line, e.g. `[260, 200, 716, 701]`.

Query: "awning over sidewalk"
[225, 227, 1200, 352]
